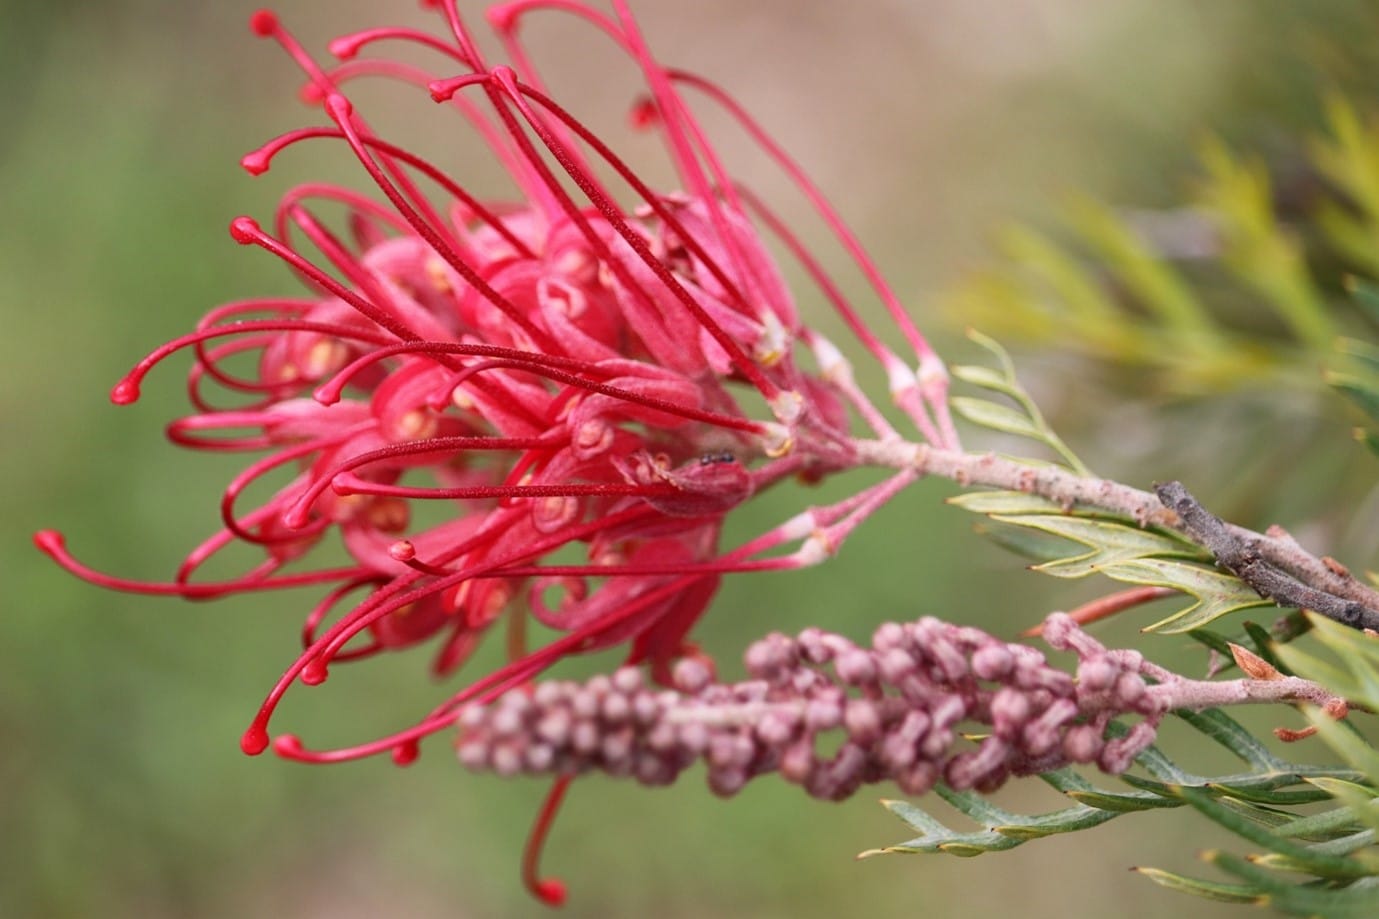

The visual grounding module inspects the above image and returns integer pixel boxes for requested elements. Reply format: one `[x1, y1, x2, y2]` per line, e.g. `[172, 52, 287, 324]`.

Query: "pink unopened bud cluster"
[456, 614, 1166, 799]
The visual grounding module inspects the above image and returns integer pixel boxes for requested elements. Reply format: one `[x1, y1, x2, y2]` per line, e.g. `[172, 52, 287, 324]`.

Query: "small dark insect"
[699, 451, 736, 466]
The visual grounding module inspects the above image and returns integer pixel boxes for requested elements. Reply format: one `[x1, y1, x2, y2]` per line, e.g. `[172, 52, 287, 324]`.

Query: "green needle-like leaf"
[1177, 787, 1379, 878]
[1097, 558, 1275, 632]
[1132, 867, 1265, 905]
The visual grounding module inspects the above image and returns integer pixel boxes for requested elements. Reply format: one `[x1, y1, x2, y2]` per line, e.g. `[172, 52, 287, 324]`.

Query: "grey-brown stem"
[850, 440, 1379, 622]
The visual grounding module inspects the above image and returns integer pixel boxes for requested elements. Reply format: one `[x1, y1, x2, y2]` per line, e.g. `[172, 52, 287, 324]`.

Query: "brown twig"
[1155, 481, 1379, 632]
[850, 440, 1379, 625]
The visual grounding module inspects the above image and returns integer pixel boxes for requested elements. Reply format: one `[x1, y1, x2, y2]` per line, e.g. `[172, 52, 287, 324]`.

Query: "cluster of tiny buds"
[456, 613, 1168, 800]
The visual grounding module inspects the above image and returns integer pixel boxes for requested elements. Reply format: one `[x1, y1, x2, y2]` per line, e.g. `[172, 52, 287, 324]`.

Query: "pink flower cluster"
[455, 614, 1165, 800]
[36, 0, 956, 871]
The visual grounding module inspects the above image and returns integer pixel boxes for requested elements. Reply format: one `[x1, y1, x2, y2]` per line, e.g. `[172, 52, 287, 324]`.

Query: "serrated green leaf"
[1094, 558, 1274, 632]
[1132, 866, 1265, 904]
[989, 513, 1203, 578]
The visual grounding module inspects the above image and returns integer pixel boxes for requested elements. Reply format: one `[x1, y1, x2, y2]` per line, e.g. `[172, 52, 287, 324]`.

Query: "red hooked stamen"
[318, 59, 526, 189]
[485, 70, 786, 411]
[34, 530, 360, 599]
[187, 335, 302, 408]
[484, 1, 624, 200]
[302, 576, 386, 659]
[474, 555, 800, 580]
[246, 129, 533, 259]
[245, 503, 660, 756]
[313, 341, 597, 405]
[330, 474, 677, 504]
[668, 69, 959, 446]
[328, 27, 471, 65]
[244, 571, 437, 754]
[424, 0, 488, 74]
[388, 540, 453, 577]
[110, 318, 392, 407]
[228, 216, 430, 345]
[282, 434, 564, 528]
[247, 9, 338, 102]
[605, 0, 714, 204]
[486, 0, 622, 39]
[171, 520, 295, 591]
[251, 14, 477, 271]
[424, 71, 565, 224]
[628, 95, 658, 130]
[437, 356, 769, 435]
[275, 183, 412, 241]
[290, 202, 472, 323]
[590, 8, 778, 330]
[220, 434, 364, 545]
[165, 410, 320, 451]
[498, 80, 776, 355]
[322, 94, 555, 350]
[260, 567, 661, 765]
[248, 10, 279, 38]
[425, 72, 490, 103]
[546, 99, 754, 321]
[523, 776, 573, 906]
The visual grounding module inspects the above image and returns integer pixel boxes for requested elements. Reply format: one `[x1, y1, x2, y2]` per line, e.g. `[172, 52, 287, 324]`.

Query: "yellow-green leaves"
[951, 329, 1091, 474]
[947, 487, 1271, 632]
[940, 102, 1379, 395]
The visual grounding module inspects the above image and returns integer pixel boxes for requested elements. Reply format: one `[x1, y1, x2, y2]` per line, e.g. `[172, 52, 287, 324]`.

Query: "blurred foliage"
[872, 702, 1379, 916]
[948, 331, 1275, 632]
[942, 98, 1379, 399]
[888, 92, 1379, 914]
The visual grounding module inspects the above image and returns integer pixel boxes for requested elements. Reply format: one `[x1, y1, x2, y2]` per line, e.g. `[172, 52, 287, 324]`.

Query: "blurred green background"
[5, 2, 1378, 917]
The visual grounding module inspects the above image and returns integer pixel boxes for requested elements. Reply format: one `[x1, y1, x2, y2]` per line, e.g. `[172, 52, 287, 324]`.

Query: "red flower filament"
[36, 1, 959, 904]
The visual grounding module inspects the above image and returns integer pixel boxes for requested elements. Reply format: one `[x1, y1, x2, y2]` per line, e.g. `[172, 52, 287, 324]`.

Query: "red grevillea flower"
[36, 0, 957, 903]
